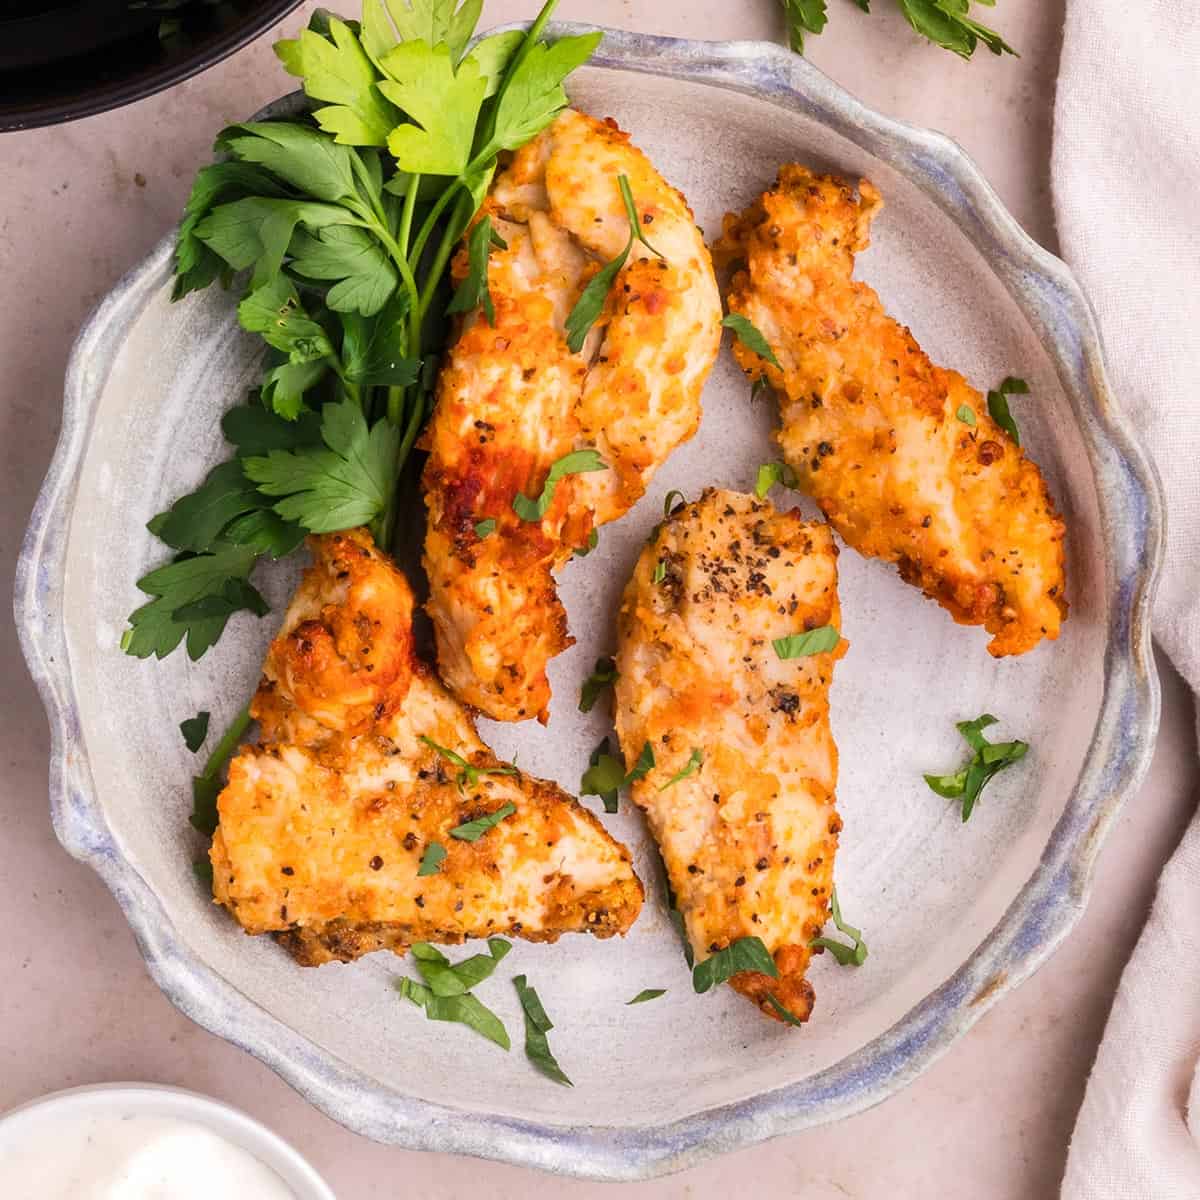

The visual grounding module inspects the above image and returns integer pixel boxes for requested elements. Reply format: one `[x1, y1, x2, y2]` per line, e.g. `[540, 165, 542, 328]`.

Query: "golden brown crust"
[422, 109, 722, 722]
[614, 489, 843, 1024]
[211, 530, 643, 965]
[716, 166, 1068, 657]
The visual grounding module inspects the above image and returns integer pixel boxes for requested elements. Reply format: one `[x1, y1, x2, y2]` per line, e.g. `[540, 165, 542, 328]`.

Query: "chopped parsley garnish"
[955, 403, 977, 426]
[809, 885, 868, 966]
[446, 216, 507, 326]
[987, 375, 1029, 445]
[179, 710, 210, 753]
[564, 174, 664, 353]
[513, 974, 572, 1086]
[924, 713, 1029, 822]
[398, 979, 509, 1050]
[662, 489, 686, 518]
[580, 739, 654, 814]
[765, 995, 807, 1025]
[474, 517, 496, 539]
[692, 935, 778, 994]
[573, 528, 599, 557]
[448, 802, 518, 842]
[659, 748, 703, 791]
[410, 939, 511, 996]
[579, 657, 619, 714]
[722, 313, 781, 369]
[627, 989, 667, 1005]
[420, 735, 518, 794]
[772, 625, 840, 659]
[512, 448, 607, 522]
[417, 841, 446, 877]
[755, 461, 798, 499]
[652, 560, 667, 584]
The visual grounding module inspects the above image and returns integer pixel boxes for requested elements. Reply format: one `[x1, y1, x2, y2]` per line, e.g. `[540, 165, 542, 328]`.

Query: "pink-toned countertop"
[1, 2, 1195, 1196]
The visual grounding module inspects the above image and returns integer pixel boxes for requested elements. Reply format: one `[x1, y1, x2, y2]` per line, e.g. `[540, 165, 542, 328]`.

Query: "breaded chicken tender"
[614, 489, 844, 1024]
[422, 109, 722, 722]
[211, 529, 643, 966]
[716, 167, 1067, 657]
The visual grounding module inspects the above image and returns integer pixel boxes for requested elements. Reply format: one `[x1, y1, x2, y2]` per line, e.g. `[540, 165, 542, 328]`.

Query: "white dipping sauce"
[0, 1110, 298, 1199]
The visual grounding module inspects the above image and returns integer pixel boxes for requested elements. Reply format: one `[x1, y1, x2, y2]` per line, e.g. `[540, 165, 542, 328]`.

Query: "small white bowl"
[0, 1084, 335, 1199]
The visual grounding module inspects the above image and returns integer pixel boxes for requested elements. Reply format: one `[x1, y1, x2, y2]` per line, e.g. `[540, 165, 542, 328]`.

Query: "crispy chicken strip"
[422, 109, 722, 722]
[211, 529, 643, 966]
[716, 166, 1067, 657]
[614, 489, 844, 1024]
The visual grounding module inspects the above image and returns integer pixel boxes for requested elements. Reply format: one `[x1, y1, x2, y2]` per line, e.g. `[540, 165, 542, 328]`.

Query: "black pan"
[0, 0, 304, 132]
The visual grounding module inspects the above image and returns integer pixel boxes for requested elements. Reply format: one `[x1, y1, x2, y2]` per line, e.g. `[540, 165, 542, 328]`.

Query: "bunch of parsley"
[122, 0, 601, 665]
[781, 0, 1014, 58]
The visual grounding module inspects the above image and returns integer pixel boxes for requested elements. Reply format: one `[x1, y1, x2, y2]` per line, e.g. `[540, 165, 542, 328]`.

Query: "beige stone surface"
[0, 1, 1194, 1196]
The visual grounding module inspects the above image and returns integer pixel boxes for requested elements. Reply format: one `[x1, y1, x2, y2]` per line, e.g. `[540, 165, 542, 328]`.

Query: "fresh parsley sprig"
[779, 0, 1016, 60]
[692, 935, 778, 994]
[773, 625, 840, 660]
[512, 448, 607, 522]
[579, 656, 619, 714]
[128, 0, 601, 665]
[924, 713, 1029, 821]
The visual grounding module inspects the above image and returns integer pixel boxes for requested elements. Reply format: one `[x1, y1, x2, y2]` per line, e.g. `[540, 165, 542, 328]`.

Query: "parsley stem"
[417, 192, 472, 326]
[397, 173, 421, 258]
[409, 179, 464, 269]
[200, 704, 252, 783]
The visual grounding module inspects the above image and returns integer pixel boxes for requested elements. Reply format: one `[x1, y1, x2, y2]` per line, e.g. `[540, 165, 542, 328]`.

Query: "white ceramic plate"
[17, 28, 1161, 1180]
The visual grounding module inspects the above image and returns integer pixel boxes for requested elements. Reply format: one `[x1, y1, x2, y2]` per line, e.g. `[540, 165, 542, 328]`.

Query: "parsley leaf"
[289, 225, 399, 317]
[122, 544, 267, 661]
[193, 860, 214, 885]
[222, 405, 324, 456]
[722, 313, 782, 369]
[755, 461, 798, 499]
[765, 995, 808, 1025]
[339, 299, 422, 389]
[579, 657, 619, 714]
[513, 974, 572, 1086]
[896, 0, 1016, 59]
[217, 121, 365, 206]
[627, 989, 667, 1005]
[417, 841, 446, 876]
[149, 460, 269, 554]
[379, 41, 487, 176]
[237, 275, 336, 366]
[956, 403, 977, 426]
[449, 802, 517, 842]
[581, 740, 624, 814]
[924, 713, 1029, 821]
[398, 976, 511, 1049]
[627, 740, 656, 783]
[474, 518, 496, 539]
[244, 399, 401, 534]
[179, 711, 210, 753]
[662, 489, 686, 518]
[659, 748, 703, 791]
[275, 15, 399, 146]
[986, 374, 1029, 445]
[446, 216, 507, 324]
[370, 0, 483, 63]
[420, 736, 518, 794]
[781, 0, 828, 52]
[409, 938, 511, 996]
[772, 625, 840, 659]
[810, 885, 869, 966]
[693, 936, 778, 994]
[481, 30, 603, 159]
[564, 174, 663, 353]
[512, 448, 607, 522]
[778, 0, 1015, 60]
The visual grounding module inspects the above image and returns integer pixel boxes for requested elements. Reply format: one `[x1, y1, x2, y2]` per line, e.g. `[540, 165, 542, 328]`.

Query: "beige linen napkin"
[1053, 3, 1200, 1196]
